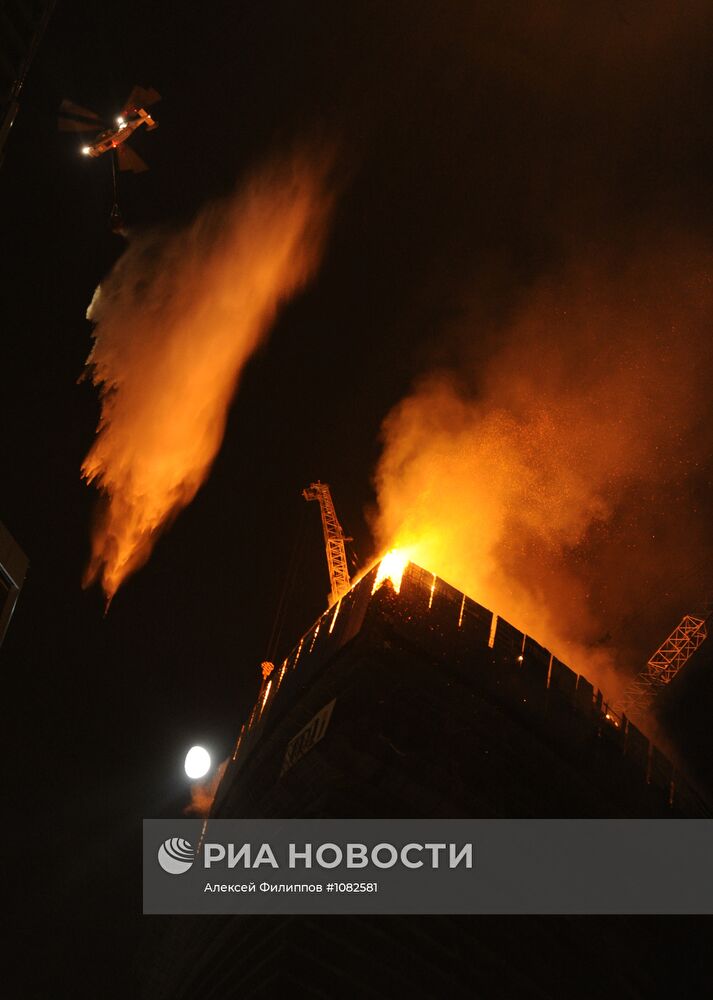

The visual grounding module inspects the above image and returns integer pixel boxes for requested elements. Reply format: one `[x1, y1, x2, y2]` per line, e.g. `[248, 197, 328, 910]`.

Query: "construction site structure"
[620, 612, 709, 717]
[145, 559, 711, 998]
[215, 557, 711, 822]
[302, 481, 351, 606]
[0, 0, 55, 166]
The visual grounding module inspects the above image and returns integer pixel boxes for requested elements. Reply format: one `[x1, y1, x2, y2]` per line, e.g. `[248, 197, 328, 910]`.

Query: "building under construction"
[144, 548, 711, 998]
[215, 559, 709, 821]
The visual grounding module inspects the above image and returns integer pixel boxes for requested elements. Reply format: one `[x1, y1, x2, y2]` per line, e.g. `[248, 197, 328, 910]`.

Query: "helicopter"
[59, 85, 160, 231]
[58, 85, 160, 174]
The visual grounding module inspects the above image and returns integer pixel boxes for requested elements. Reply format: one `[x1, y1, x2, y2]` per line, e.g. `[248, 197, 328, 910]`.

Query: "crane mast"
[620, 613, 708, 717]
[302, 481, 351, 606]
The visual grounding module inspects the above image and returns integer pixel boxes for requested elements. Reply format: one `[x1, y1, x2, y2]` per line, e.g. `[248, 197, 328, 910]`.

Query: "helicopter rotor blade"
[59, 99, 101, 122]
[122, 85, 161, 113]
[58, 117, 97, 133]
[116, 142, 148, 173]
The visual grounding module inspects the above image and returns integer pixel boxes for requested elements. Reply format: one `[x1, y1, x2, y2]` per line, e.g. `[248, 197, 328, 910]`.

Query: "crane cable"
[109, 150, 122, 232]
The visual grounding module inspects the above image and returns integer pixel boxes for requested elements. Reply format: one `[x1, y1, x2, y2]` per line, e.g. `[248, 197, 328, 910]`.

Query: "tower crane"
[620, 609, 710, 717]
[302, 482, 351, 606]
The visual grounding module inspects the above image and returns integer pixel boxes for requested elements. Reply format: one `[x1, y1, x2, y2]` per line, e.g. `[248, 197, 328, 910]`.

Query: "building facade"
[142, 561, 710, 998]
[215, 561, 709, 821]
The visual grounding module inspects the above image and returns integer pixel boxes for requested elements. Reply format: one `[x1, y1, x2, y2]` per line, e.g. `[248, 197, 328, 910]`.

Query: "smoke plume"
[185, 758, 228, 817]
[81, 151, 334, 603]
[372, 240, 713, 696]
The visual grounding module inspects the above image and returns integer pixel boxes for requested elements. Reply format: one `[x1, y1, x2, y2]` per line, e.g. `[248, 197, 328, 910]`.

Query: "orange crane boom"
[302, 481, 351, 606]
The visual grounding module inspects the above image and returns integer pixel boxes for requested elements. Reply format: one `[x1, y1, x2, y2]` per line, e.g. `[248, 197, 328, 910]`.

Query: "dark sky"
[3, 2, 713, 995]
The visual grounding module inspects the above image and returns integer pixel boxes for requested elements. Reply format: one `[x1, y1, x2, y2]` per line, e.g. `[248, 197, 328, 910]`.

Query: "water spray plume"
[81, 150, 334, 605]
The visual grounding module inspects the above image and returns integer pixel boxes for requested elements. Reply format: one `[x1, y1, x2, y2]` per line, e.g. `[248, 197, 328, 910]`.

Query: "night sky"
[3, 2, 713, 995]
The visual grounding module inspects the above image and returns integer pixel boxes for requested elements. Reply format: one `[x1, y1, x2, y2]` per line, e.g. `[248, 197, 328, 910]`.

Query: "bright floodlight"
[81, 146, 91, 155]
[116, 115, 125, 126]
[184, 745, 211, 780]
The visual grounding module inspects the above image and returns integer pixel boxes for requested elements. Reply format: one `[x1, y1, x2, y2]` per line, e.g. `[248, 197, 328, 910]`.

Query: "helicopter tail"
[136, 107, 158, 131]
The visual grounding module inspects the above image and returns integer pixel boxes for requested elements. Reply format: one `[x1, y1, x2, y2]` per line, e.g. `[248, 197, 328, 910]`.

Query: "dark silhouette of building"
[216, 561, 708, 821]
[142, 562, 711, 997]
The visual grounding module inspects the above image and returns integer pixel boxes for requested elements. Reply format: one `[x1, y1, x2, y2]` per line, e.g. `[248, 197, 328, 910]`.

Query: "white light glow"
[116, 116, 125, 126]
[81, 146, 91, 155]
[184, 745, 211, 780]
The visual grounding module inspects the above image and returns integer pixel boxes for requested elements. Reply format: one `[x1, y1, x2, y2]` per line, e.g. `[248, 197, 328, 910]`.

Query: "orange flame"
[372, 548, 410, 594]
[81, 151, 334, 604]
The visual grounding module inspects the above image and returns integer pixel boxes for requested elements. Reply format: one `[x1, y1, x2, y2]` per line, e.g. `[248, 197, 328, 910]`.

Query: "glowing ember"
[372, 549, 410, 594]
